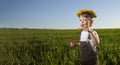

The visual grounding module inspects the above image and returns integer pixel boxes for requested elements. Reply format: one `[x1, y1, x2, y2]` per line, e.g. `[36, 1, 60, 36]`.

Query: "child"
[70, 9, 100, 65]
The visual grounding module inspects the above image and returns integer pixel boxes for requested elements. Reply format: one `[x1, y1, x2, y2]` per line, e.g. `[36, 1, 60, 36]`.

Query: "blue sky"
[0, 0, 120, 29]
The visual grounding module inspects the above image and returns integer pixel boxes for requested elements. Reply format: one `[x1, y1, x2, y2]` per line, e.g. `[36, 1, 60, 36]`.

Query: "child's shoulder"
[92, 30, 97, 33]
[92, 30, 99, 36]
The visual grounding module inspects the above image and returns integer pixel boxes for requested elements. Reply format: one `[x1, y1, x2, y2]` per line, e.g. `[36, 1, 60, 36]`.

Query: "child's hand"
[78, 27, 83, 31]
[87, 20, 92, 32]
[77, 43, 81, 46]
[69, 39, 75, 48]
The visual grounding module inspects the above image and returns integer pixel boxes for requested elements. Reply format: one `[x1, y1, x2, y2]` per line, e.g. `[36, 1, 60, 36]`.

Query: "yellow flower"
[76, 9, 97, 18]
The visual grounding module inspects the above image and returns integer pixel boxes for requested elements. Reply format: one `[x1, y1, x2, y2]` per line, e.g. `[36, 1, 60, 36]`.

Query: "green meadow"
[0, 28, 120, 65]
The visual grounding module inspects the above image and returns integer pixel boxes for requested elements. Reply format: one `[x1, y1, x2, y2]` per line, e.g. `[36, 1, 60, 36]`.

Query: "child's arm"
[87, 20, 100, 46]
[70, 43, 80, 48]
[88, 31, 100, 46]
[77, 43, 80, 46]
[75, 43, 80, 46]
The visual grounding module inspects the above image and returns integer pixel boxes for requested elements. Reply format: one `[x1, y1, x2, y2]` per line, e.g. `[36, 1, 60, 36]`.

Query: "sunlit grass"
[0, 28, 120, 65]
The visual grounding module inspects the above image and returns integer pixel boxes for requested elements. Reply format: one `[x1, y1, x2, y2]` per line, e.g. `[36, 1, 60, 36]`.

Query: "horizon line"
[0, 27, 120, 30]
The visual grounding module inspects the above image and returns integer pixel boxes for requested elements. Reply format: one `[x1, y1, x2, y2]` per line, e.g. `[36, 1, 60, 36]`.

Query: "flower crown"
[76, 9, 97, 18]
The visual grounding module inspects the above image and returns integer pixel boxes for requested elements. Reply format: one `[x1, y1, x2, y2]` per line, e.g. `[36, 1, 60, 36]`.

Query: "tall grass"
[0, 29, 120, 65]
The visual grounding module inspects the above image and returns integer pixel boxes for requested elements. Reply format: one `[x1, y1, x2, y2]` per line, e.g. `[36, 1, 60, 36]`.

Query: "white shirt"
[80, 30, 89, 41]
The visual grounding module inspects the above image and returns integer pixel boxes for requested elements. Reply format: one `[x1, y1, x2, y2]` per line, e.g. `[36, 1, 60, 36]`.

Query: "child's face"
[79, 15, 90, 29]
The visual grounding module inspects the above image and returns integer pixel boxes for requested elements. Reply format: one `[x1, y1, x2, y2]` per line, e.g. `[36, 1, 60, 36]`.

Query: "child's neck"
[83, 27, 92, 31]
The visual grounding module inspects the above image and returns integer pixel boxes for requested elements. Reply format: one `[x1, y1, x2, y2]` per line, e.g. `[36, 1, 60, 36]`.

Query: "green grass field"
[0, 28, 120, 65]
